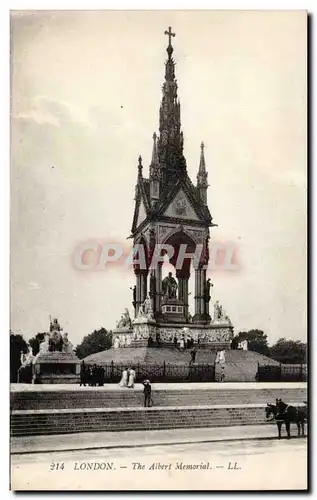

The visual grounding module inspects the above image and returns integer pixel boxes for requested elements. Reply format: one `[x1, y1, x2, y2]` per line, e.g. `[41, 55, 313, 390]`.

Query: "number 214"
[50, 462, 65, 471]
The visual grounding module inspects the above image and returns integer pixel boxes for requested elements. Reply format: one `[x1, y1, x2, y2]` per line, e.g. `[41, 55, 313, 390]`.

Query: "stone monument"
[105, 28, 234, 356]
[32, 318, 80, 384]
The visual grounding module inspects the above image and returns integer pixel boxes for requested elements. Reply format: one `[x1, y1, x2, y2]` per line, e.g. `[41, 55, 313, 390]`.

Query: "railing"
[256, 363, 307, 382]
[103, 362, 216, 383]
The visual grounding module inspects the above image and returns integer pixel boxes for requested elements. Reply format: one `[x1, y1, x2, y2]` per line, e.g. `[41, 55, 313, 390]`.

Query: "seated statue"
[137, 296, 154, 320]
[116, 308, 132, 329]
[50, 317, 61, 332]
[162, 272, 178, 299]
[49, 329, 63, 352]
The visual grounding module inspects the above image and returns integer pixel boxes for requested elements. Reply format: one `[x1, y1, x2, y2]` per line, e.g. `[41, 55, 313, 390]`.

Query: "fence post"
[300, 363, 303, 382]
[137, 362, 140, 379]
[111, 360, 114, 382]
[163, 361, 166, 378]
[279, 362, 282, 382]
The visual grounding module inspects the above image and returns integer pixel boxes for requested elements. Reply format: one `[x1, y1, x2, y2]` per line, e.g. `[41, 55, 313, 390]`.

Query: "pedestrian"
[220, 364, 225, 382]
[127, 366, 136, 388]
[119, 367, 128, 388]
[142, 379, 152, 407]
[80, 360, 86, 387]
[87, 366, 93, 386]
[179, 335, 185, 350]
[190, 347, 197, 364]
[98, 366, 105, 386]
[91, 364, 98, 387]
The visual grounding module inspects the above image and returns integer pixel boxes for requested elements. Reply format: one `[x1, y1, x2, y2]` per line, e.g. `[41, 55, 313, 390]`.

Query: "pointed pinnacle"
[198, 141, 207, 175]
[138, 155, 143, 175]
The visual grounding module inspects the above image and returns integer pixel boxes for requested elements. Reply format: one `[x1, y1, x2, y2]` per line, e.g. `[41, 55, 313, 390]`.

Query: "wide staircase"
[10, 383, 307, 437]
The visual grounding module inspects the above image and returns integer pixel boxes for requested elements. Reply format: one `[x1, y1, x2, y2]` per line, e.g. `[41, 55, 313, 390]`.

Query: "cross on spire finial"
[164, 26, 175, 46]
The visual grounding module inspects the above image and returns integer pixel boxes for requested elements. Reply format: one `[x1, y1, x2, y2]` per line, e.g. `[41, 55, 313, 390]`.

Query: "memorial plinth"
[33, 351, 80, 384]
[32, 317, 80, 384]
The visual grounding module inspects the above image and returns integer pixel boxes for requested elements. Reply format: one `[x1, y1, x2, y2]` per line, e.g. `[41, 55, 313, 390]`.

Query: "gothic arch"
[163, 230, 196, 278]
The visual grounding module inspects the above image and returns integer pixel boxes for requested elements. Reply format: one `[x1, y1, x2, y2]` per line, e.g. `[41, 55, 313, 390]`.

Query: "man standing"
[80, 360, 86, 387]
[142, 380, 152, 407]
[190, 347, 197, 364]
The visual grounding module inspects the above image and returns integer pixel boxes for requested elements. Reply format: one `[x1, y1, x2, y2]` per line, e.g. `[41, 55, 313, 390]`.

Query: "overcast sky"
[10, 10, 307, 346]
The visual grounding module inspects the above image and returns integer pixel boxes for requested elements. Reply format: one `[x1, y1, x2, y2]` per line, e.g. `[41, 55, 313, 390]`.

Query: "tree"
[269, 338, 307, 364]
[75, 328, 112, 359]
[232, 329, 269, 355]
[28, 332, 46, 356]
[10, 332, 28, 382]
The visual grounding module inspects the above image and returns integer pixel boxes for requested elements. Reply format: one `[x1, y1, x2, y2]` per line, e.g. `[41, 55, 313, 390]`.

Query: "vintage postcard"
[10, 10, 307, 491]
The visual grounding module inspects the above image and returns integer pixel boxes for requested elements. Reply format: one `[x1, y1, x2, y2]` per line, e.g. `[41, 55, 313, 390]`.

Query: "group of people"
[118, 367, 136, 388]
[80, 361, 105, 387]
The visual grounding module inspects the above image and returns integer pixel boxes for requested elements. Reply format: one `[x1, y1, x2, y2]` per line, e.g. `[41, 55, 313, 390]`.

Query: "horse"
[265, 399, 307, 439]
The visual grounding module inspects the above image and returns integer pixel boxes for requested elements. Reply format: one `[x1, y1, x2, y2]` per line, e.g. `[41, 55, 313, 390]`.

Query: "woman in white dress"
[127, 366, 136, 388]
[119, 367, 128, 388]
[179, 336, 185, 350]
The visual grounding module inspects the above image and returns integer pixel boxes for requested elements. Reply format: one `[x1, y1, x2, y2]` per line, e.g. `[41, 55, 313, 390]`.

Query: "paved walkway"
[10, 382, 307, 392]
[11, 424, 301, 455]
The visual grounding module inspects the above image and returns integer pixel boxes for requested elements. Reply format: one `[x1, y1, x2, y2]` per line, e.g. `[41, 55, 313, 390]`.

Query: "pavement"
[11, 424, 307, 455]
[11, 432, 308, 490]
[10, 381, 307, 392]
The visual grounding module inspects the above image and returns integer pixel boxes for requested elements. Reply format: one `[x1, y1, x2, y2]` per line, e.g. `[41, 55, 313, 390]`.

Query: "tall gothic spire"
[158, 27, 186, 185]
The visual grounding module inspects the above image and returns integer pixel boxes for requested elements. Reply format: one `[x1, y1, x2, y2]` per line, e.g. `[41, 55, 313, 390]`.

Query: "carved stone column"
[134, 272, 142, 317]
[140, 271, 148, 305]
[200, 268, 206, 317]
[193, 267, 207, 324]
[155, 265, 163, 316]
[149, 271, 157, 315]
[176, 269, 190, 321]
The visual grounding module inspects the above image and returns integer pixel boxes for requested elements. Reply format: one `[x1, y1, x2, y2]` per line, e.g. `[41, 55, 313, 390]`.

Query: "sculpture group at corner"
[39, 318, 74, 355]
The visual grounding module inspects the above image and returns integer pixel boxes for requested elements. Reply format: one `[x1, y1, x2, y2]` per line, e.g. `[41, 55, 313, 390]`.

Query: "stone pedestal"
[32, 351, 80, 384]
[110, 318, 234, 350]
[132, 318, 157, 347]
[161, 298, 186, 323]
[154, 322, 233, 349]
[112, 327, 134, 348]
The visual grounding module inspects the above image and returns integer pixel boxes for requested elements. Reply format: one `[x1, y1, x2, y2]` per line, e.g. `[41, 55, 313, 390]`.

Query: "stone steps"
[11, 387, 307, 410]
[11, 405, 273, 436]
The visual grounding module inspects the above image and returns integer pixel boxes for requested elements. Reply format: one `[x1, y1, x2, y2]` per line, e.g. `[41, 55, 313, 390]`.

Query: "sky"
[10, 10, 307, 346]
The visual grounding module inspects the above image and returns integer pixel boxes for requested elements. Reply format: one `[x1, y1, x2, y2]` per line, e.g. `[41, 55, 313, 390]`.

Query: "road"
[11, 436, 307, 491]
